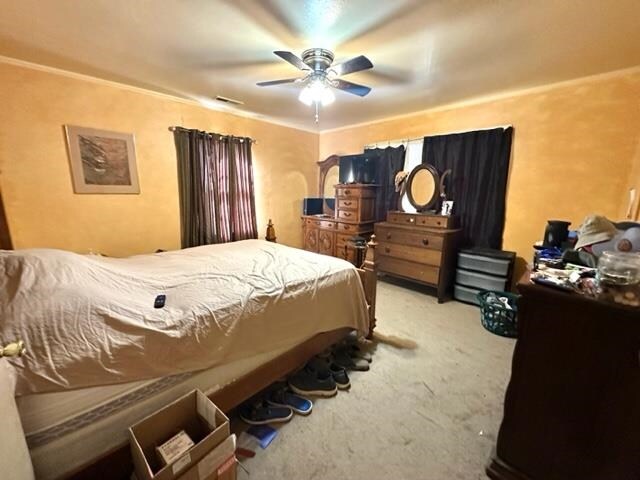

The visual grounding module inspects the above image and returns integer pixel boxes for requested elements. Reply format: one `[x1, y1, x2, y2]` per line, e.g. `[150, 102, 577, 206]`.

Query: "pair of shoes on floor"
[332, 342, 372, 371]
[288, 357, 350, 397]
[239, 385, 313, 425]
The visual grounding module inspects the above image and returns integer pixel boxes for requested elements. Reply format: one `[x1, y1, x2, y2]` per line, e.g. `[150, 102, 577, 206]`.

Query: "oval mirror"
[317, 155, 340, 217]
[406, 164, 440, 212]
[324, 165, 339, 199]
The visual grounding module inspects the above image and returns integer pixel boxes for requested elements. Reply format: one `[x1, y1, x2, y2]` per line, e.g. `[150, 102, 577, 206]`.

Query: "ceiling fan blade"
[256, 78, 300, 87]
[332, 79, 371, 97]
[273, 51, 310, 70]
[331, 55, 373, 76]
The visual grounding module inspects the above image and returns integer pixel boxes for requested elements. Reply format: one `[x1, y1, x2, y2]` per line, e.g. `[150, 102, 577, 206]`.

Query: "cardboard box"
[130, 390, 234, 480]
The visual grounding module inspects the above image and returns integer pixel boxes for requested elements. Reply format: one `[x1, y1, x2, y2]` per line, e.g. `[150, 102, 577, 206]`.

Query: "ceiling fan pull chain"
[315, 101, 320, 123]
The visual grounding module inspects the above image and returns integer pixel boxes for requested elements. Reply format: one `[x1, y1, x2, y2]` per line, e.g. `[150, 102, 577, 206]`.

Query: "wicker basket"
[477, 291, 519, 338]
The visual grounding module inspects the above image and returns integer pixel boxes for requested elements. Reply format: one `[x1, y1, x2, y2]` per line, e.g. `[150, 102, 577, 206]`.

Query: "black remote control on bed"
[154, 294, 166, 308]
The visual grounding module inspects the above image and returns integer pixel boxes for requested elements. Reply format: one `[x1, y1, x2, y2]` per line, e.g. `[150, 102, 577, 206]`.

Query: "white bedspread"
[0, 240, 368, 395]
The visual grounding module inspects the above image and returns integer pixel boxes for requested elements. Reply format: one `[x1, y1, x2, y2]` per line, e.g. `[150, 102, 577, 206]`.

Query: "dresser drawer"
[379, 242, 442, 266]
[337, 210, 359, 222]
[416, 215, 449, 228]
[336, 186, 376, 199]
[375, 225, 444, 250]
[337, 198, 359, 210]
[379, 256, 440, 285]
[387, 212, 453, 229]
[318, 220, 335, 229]
[337, 222, 357, 234]
[336, 233, 352, 248]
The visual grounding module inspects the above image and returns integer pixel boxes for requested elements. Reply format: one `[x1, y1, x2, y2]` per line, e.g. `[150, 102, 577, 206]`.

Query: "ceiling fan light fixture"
[298, 79, 335, 107]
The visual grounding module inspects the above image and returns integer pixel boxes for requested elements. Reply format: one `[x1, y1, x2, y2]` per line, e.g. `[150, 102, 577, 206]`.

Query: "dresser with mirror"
[301, 155, 378, 263]
[375, 163, 461, 302]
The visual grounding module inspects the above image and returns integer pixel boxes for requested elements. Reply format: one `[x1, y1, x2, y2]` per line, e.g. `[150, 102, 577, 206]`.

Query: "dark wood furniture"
[302, 184, 378, 262]
[487, 272, 640, 480]
[375, 211, 461, 302]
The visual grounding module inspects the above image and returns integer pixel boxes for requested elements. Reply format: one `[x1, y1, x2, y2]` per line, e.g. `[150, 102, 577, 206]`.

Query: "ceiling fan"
[257, 48, 373, 121]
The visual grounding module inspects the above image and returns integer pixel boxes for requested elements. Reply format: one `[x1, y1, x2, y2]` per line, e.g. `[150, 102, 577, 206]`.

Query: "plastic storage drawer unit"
[456, 268, 508, 291]
[458, 252, 511, 277]
[454, 284, 483, 305]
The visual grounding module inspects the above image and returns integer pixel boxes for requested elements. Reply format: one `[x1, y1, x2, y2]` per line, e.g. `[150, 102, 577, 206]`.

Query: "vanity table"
[374, 164, 461, 302]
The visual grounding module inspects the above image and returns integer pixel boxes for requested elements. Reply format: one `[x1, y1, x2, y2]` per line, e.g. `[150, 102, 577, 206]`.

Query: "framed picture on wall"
[64, 125, 140, 194]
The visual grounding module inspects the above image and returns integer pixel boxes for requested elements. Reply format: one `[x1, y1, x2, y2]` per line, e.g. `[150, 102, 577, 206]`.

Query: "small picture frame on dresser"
[441, 201, 454, 216]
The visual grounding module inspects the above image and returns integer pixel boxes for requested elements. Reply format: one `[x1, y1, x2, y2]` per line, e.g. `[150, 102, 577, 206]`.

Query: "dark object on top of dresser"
[375, 211, 461, 302]
[486, 272, 640, 480]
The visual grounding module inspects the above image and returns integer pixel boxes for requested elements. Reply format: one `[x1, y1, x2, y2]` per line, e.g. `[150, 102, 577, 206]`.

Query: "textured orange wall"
[1, 61, 637, 261]
[0, 62, 318, 255]
[319, 69, 640, 264]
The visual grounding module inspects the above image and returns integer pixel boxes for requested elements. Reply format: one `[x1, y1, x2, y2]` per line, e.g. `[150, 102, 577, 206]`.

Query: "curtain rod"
[168, 126, 257, 144]
[364, 124, 512, 149]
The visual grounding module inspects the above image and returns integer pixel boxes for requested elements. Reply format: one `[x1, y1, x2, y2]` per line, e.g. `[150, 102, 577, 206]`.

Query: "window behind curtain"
[173, 128, 257, 248]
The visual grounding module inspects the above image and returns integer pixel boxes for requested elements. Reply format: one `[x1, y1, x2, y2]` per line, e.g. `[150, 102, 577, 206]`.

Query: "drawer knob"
[343, 212, 351, 217]
[385, 247, 390, 254]
[344, 201, 352, 206]
[344, 225, 351, 230]
[344, 190, 351, 195]
[422, 239, 429, 246]
[408, 218, 415, 223]
[386, 233, 392, 239]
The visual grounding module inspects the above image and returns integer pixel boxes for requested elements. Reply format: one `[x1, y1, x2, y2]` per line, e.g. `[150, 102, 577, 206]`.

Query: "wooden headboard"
[0, 186, 12, 249]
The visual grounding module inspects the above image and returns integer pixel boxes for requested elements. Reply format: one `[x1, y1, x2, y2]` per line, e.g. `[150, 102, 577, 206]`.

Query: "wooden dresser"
[487, 273, 640, 480]
[302, 184, 377, 263]
[374, 211, 461, 302]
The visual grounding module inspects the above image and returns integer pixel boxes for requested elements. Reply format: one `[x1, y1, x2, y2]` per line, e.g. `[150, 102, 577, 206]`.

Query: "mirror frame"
[317, 154, 340, 216]
[406, 163, 440, 212]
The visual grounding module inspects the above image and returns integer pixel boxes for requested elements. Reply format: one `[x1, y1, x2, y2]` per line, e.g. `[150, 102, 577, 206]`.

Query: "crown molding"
[319, 65, 640, 134]
[2, 55, 638, 137]
[0, 55, 320, 135]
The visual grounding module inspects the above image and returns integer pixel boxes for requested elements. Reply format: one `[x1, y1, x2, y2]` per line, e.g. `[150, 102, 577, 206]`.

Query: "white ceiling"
[1, 0, 639, 131]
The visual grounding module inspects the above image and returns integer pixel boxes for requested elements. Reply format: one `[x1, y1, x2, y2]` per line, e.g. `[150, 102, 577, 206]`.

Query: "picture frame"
[64, 125, 140, 194]
[441, 200, 454, 216]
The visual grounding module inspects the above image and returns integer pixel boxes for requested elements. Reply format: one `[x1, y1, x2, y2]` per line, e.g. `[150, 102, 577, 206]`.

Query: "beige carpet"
[240, 279, 515, 479]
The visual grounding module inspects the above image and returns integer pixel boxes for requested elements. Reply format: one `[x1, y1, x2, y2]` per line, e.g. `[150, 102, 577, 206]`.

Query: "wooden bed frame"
[62, 234, 379, 479]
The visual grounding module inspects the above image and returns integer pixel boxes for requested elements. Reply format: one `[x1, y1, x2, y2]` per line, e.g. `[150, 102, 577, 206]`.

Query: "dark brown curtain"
[173, 128, 257, 248]
[422, 127, 513, 249]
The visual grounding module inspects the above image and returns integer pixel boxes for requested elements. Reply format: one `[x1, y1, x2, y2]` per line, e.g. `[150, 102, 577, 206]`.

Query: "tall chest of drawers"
[302, 184, 377, 263]
[374, 211, 462, 302]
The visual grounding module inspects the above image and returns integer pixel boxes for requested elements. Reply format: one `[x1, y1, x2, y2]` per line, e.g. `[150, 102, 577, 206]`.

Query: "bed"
[0, 238, 378, 479]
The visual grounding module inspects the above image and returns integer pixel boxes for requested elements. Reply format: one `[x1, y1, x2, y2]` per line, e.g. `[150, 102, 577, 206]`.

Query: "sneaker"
[288, 361, 337, 397]
[267, 387, 313, 415]
[332, 346, 370, 371]
[239, 401, 293, 425]
[329, 363, 351, 390]
[347, 343, 373, 363]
